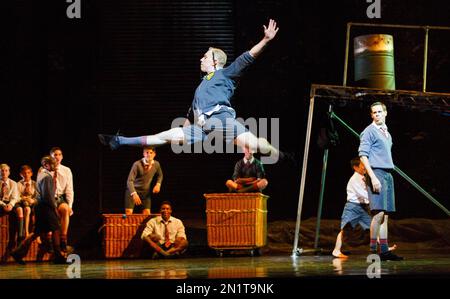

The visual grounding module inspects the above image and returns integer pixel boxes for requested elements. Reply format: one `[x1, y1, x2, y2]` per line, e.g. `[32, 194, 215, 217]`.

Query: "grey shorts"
[340, 202, 371, 230]
[367, 169, 396, 212]
[124, 190, 151, 210]
[56, 195, 69, 207]
[182, 110, 248, 145]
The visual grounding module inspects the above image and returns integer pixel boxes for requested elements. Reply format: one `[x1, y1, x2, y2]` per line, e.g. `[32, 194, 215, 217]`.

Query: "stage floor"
[1, 252, 449, 279]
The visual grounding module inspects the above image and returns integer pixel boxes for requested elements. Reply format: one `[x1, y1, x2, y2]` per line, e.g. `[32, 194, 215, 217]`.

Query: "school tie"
[164, 221, 171, 247]
[380, 127, 388, 138]
[1, 182, 8, 200]
[53, 170, 58, 192]
[24, 182, 31, 195]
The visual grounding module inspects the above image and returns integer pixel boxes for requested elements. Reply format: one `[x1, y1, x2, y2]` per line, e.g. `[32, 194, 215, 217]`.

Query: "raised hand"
[263, 19, 279, 41]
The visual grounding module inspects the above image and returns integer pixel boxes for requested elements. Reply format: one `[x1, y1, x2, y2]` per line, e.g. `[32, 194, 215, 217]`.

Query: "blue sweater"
[190, 51, 255, 117]
[358, 123, 394, 169]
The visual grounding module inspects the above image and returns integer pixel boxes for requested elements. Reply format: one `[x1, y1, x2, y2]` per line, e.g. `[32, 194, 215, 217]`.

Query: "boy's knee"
[257, 179, 268, 189]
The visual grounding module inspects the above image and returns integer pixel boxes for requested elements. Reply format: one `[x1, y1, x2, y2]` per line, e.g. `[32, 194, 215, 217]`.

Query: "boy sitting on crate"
[225, 146, 268, 193]
[141, 201, 188, 258]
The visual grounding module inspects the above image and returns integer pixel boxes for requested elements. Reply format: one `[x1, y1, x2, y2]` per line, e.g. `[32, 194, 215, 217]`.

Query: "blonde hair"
[0, 164, 10, 170]
[209, 47, 227, 68]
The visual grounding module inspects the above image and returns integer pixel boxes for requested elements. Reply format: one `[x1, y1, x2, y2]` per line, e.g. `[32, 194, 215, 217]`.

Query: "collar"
[1, 179, 9, 185]
[243, 157, 254, 164]
[159, 216, 172, 224]
[142, 158, 154, 166]
[204, 71, 215, 80]
[372, 122, 388, 131]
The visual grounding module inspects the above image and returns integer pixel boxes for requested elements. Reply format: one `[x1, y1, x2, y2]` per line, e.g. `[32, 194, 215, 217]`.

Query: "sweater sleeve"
[222, 51, 255, 80]
[40, 175, 56, 208]
[155, 162, 163, 185]
[232, 160, 242, 180]
[358, 128, 373, 158]
[255, 160, 265, 179]
[127, 162, 139, 194]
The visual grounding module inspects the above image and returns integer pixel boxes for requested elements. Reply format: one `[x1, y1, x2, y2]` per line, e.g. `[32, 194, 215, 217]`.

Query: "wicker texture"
[101, 214, 158, 258]
[204, 193, 268, 249]
[0, 215, 51, 262]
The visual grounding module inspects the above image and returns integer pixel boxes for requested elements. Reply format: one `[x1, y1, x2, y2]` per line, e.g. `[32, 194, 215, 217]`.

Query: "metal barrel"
[354, 34, 396, 90]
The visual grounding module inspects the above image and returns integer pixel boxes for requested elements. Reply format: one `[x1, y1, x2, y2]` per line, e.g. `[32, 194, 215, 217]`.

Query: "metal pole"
[343, 23, 351, 86]
[423, 27, 429, 92]
[292, 92, 316, 255]
[313, 105, 333, 249]
[348, 22, 450, 31]
[330, 111, 450, 217]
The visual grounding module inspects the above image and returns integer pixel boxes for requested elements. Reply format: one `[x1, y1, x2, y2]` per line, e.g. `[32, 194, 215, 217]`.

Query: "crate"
[0, 214, 51, 262]
[204, 193, 269, 250]
[101, 214, 159, 258]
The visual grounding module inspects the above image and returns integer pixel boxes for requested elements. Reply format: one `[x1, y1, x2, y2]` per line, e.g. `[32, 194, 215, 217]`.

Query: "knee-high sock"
[237, 182, 259, 193]
[118, 136, 147, 146]
[52, 231, 62, 253]
[379, 215, 389, 253]
[120, 128, 185, 147]
[147, 128, 184, 146]
[13, 235, 34, 258]
[17, 217, 24, 238]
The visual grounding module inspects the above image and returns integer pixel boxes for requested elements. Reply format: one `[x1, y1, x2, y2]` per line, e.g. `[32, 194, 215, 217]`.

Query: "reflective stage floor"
[1, 252, 449, 279]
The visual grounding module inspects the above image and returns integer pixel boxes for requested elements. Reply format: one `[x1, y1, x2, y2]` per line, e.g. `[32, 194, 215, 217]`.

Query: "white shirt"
[346, 172, 369, 204]
[0, 178, 20, 207]
[243, 157, 255, 164]
[372, 122, 390, 138]
[17, 179, 37, 202]
[52, 164, 74, 209]
[141, 216, 187, 244]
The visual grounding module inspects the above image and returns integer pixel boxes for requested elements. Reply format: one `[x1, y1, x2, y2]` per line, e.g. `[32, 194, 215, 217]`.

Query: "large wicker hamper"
[204, 193, 268, 253]
[101, 214, 158, 258]
[0, 214, 51, 262]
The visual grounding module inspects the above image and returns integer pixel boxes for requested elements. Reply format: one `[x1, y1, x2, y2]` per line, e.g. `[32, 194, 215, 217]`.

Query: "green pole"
[313, 148, 329, 250]
[313, 105, 333, 250]
[423, 27, 429, 92]
[330, 111, 450, 217]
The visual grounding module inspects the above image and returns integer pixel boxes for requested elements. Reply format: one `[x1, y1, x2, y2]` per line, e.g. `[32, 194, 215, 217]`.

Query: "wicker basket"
[0, 215, 9, 262]
[204, 193, 269, 250]
[101, 214, 159, 258]
[0, 214, 51, 262]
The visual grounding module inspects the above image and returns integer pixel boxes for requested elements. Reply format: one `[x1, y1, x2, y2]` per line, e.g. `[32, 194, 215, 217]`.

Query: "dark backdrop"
[3, 0, 450, 246]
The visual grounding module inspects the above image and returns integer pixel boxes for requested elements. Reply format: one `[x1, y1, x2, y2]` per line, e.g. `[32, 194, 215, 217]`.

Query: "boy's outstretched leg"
[99, 128, 185, 150]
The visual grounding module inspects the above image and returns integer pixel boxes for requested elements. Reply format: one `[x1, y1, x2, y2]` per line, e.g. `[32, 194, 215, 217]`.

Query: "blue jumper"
[358, 123, 394, 169]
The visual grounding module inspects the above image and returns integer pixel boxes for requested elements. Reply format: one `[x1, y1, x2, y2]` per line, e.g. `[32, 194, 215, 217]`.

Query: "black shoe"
[53, 253, 68, 264]
[61, 240, 67, 252]
[380, 250, 404, 261]
[98, 133, 121, 150]
[10, 251, 26, 265]
[39, 240, 54, 254]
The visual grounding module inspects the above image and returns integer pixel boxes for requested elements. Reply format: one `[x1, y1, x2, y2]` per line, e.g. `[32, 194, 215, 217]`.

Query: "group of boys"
[1, 147, 74, 264]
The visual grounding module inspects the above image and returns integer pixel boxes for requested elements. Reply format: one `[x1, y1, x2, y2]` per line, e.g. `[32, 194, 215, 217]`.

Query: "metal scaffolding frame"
[292, 84, 450, 256]
[292, 22, 450, 256]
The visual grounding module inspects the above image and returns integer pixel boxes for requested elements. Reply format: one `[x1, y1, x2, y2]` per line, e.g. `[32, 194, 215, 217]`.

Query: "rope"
[97, 223, 144, 233]
[206, 208, 267, 214]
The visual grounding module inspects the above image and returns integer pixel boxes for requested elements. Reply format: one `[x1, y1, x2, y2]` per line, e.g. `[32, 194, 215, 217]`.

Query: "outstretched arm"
[249, 19, 279, 58]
